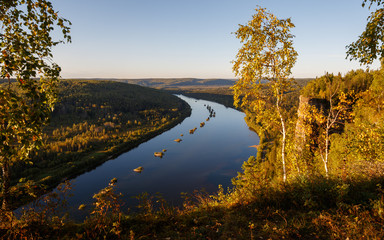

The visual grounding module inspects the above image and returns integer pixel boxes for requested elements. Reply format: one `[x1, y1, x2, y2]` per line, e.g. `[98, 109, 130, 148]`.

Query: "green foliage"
[347, 1, 384, 64]
[370, 68, 384, 111]
[329, 95, 384, 178]
[80, 178, 123, 239]
[230, 156, 278, 204]
[232, 6, 297, 111]
[301, 70, 373, 99]
[299, 69, 383, 179]
[363, 0, 384, 7]
[232, 6, 298, 182]
[243, 87, 300, 179]
[52, 80, 185, 126]
[0, 0, 71, 210]
[0, 181, 72, 239]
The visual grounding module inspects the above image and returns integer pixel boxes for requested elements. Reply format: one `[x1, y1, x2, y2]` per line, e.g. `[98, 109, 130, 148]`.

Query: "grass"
[2, 172, 384, 239]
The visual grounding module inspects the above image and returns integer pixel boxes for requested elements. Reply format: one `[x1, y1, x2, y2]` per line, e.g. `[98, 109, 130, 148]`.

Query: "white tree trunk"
[276, 97, 287, 182]
[1, 160, 10, 210]
[323, 127, 329, 178]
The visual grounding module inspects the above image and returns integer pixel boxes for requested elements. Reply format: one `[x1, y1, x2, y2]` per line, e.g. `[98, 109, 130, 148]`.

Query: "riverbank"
[166, 89, 235, 109]
[39, 103, 191, 189]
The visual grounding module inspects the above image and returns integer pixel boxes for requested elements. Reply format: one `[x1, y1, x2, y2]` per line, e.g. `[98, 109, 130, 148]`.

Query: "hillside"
[113, 78, 236, 89]
[67, 78, 237, 90]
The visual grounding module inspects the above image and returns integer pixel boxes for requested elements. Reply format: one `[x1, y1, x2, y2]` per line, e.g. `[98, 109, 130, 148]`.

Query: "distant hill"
[66, 78, 315, 90]
[67, 78, 237, 89]
[62, 78, 313, 110]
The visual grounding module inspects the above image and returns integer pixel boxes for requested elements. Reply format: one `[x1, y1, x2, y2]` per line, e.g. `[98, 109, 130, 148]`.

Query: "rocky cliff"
[295, 95, 329, 154]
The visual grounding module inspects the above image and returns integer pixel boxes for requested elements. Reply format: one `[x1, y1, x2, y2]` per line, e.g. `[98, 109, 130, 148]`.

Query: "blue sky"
[51, 0, 380, 79]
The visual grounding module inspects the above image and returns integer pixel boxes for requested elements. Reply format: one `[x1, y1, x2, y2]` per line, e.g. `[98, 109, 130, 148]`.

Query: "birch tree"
[0, 0, 71, 210]
[347, 0, 384, 64]
[232, 7, 297, 182]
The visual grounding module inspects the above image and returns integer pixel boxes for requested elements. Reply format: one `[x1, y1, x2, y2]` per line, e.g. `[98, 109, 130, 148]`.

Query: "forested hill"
[51, 80, 189, 126]
[71, 78, 237, 89]
[11, 80, 191, 202]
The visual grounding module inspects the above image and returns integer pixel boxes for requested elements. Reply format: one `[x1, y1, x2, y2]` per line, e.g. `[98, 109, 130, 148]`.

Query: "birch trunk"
[276, 96, 287, 182]
[1, 160, 10, 210]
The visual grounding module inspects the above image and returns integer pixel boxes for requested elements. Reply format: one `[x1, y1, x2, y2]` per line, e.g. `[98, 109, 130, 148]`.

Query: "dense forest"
[8, 80, 191, 207]
[244, 68, 381, 177]
[110, 78, 236, 90]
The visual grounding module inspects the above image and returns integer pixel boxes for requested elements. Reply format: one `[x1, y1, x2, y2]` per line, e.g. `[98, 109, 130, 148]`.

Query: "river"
[59, 95, 259, 218]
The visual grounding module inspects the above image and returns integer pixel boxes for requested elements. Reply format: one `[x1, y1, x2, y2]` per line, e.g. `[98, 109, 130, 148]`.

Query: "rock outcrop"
[295, 95, 329, 154]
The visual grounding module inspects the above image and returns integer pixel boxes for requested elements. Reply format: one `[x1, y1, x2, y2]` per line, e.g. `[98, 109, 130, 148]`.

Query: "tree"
[316, 75, 353, 178]
[347, 0, 384, 64]
[0, 0, 71, 210]
[370, 65, 384, 112]
[362, 0, 384, 8]
[232, 7, 298, 182]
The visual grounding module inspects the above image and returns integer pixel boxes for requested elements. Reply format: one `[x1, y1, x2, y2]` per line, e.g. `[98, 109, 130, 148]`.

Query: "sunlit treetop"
[232, 7, 297, 110]
[347, 0, 384, 65]
[0, 0, 71, 83]
[362, 0, 384, 7]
